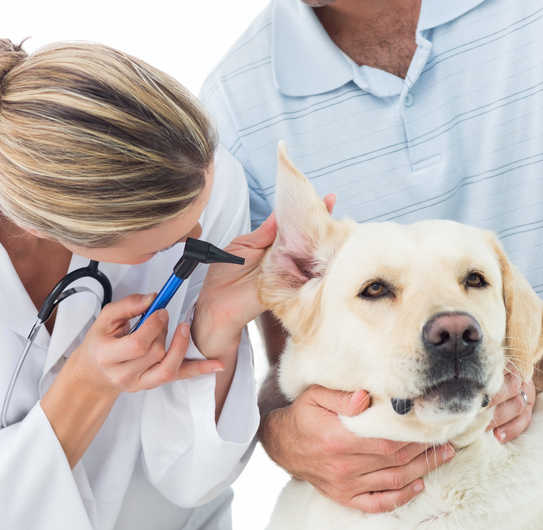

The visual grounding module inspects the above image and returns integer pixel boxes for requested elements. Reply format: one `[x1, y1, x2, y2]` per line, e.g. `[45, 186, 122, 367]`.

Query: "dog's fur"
[259, 143, 543, 530]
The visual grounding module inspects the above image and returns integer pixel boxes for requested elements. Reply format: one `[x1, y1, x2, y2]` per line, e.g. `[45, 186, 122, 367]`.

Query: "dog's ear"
[491, 236, 543, 382]
[258, 141, 352, 338]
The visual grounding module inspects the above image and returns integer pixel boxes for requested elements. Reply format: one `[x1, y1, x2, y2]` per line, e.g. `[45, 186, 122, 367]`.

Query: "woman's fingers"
[176, 359, 224, 379]
[168, 322, 224, 378]
[137, 322, 222, 389]
[97, 293, 155, 331]
[137, 321, 188, 388]
[109, 309, 168, 363]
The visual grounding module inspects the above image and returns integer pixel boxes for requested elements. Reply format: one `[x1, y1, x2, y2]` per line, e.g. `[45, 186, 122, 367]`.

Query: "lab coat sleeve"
[140, 145, 260, 507]
[0, 402, 93, 530]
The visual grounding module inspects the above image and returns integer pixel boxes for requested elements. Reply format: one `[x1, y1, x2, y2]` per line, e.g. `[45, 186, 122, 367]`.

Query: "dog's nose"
[422, 312, 482, 358]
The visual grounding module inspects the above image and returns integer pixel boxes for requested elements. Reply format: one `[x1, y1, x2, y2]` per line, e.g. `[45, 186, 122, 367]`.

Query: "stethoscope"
[0, 238, 244, 429]
[0, 260, 112, 428]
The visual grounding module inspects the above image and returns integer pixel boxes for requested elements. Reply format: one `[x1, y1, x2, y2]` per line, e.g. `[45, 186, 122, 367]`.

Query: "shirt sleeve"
[200, 80, 272, 231]
[0, 402, 94, 530]
[139, 146, 259, 507]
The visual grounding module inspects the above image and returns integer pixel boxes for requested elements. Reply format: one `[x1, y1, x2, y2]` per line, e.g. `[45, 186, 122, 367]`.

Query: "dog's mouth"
[391, 377, 489, 415]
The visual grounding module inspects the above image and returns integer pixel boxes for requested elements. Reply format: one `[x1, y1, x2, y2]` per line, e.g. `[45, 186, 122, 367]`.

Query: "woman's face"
[62, 166, 214, 265]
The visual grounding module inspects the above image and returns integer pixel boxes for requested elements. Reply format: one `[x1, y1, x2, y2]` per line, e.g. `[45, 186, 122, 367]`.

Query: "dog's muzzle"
[391, 312, 487, 416]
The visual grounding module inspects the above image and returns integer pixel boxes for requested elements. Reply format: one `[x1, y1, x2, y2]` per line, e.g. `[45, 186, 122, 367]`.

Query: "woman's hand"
[70, 293, 224, 393]
[42, 293, 224, 467]
[192, 215, 277, 355]
[192, 194, 337, 357]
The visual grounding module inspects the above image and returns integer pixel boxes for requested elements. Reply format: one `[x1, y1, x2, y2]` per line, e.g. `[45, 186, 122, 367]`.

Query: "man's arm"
[256, 311, 286, 367]
[256, 312, 290, 418]
[534, 358, 543, 393]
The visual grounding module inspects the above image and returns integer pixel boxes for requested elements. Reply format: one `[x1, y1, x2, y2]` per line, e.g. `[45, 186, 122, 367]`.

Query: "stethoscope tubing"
[0, 262, 112, 429]
[0, 322, 40, 429]
[38, 261, 112, 322]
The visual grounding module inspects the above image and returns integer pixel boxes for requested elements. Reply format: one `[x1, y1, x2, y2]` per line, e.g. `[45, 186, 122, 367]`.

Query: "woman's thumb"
[97, 293, 155, 330]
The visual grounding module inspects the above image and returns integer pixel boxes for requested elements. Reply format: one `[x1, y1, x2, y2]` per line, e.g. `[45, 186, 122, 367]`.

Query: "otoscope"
[131, 238, 245, 332]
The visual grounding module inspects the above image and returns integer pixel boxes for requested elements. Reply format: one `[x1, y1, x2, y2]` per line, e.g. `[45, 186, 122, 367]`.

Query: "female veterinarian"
[0, 39, 272, 529]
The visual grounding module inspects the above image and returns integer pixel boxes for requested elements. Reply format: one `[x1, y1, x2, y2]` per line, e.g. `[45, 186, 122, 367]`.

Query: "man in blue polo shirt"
[202, 0, 541, 514]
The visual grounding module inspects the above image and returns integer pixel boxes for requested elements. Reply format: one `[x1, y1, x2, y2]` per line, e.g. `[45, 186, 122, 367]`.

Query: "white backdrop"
[3, 1, 289, 529]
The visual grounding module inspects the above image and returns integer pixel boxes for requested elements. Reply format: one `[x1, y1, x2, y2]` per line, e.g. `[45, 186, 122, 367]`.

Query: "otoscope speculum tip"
[184, 238, 245, 265]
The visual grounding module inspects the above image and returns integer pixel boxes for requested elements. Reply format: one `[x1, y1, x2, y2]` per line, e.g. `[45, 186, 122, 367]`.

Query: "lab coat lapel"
[41, 256, 130, 380]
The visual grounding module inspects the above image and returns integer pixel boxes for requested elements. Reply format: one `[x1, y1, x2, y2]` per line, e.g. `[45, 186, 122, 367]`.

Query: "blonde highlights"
[0, 39, 216, 247]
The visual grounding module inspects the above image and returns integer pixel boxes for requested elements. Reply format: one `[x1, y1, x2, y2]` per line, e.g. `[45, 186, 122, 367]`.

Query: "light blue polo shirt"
[201, 0, 543, 294]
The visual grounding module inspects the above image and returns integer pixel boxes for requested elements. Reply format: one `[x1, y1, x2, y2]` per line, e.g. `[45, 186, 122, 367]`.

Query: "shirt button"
[404, 93, 414, 107]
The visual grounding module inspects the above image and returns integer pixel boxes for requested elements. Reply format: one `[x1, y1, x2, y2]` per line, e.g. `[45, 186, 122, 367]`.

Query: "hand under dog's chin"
[341, 372, 503, 444]
[341, 397, 484, 444]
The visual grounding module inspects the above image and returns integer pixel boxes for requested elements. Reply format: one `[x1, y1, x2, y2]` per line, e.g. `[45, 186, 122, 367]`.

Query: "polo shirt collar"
[272, 0, 352, 97]
[272, 0, 488, 97]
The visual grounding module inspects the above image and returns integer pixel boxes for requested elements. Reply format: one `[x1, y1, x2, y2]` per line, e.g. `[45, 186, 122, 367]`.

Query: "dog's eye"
[359, 281, 391, 299]
[465, 271, 488, 289]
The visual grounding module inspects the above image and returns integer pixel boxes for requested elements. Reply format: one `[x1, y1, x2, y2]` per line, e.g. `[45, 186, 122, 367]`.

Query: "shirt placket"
[399, 33, 439, 172]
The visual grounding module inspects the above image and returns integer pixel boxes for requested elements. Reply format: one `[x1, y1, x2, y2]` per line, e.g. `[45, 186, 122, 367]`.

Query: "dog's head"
[259, 143, 543, 444]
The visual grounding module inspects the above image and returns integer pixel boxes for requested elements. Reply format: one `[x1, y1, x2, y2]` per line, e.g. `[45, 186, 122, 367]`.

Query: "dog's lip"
[392, 377, 485, 403]
[422, 377, 483, 397]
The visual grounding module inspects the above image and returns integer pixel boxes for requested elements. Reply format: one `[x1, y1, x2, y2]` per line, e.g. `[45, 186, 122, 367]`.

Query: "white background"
[3, 1, 289, 529]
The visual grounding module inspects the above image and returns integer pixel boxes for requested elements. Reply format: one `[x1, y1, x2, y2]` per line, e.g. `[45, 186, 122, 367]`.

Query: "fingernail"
[157, 309, 168, 322]
[443, 444, 455, 460]
[496, 429, 506, 442]
[350, 390, 368, 407]
[181, 323, 190, 338]
[413, 481, 424, 493]
[144, 293, 155, 303]
[213, 366, 224, 372]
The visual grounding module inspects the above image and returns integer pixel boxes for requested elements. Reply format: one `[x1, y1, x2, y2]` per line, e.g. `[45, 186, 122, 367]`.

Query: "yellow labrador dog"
[259, 143, 543, 530]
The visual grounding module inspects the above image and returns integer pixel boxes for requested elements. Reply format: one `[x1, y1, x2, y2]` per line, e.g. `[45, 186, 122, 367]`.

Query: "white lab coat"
[0, 145, 259, 530]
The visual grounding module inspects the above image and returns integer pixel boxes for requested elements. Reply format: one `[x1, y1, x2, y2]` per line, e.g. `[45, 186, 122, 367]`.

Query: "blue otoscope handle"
[132, 273, 184, 332]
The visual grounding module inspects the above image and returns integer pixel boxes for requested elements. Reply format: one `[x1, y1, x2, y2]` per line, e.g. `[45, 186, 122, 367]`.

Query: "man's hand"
[260, 385, 455, 514]
[486, 363, 536, 442]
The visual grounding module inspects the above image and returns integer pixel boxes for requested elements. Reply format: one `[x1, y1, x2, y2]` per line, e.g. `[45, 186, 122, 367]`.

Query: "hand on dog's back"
[261, 384, 455, 513]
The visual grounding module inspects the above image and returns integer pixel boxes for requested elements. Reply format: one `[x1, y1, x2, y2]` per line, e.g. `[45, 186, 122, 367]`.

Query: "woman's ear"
[258, 142, 352, 338]
[492, 236, 543, 381]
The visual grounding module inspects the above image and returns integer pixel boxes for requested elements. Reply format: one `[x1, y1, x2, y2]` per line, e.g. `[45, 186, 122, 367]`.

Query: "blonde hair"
[0, 39, 216, 247]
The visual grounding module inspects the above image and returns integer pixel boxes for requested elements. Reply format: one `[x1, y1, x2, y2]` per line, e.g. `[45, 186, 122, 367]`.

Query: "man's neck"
[314, 0, 422, 78]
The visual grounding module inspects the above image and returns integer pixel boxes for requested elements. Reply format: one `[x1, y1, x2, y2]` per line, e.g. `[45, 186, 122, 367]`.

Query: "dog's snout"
[422, 312, 482, 358]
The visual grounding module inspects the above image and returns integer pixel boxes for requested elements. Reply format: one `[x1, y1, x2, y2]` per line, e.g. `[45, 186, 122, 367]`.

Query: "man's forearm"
[534, 358, 543, 393]
[258, 363, 290, 422]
